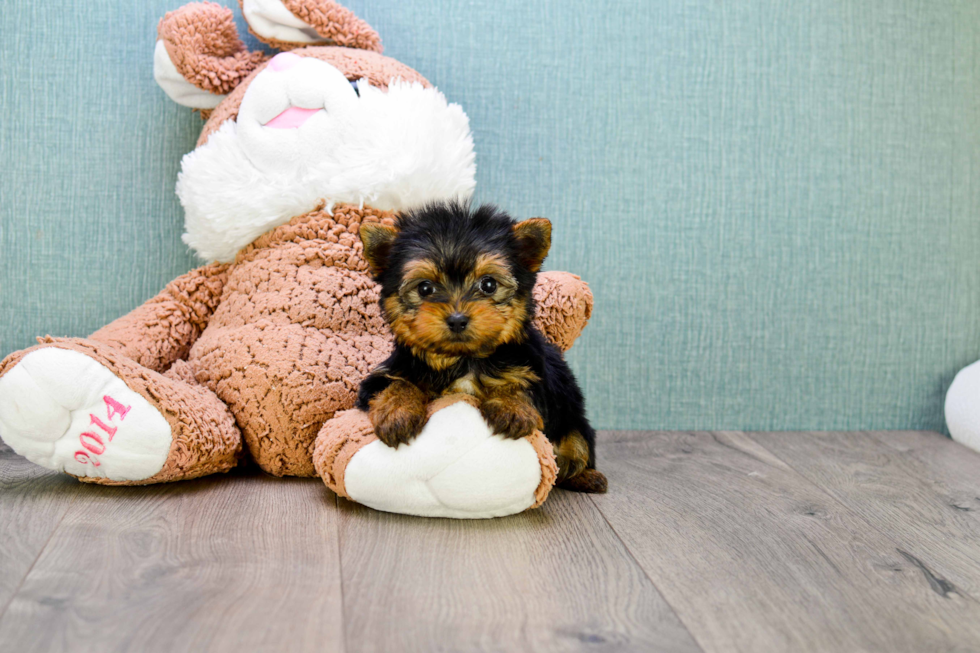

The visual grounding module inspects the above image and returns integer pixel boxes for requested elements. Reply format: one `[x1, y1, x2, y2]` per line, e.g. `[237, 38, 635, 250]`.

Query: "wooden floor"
[2, 431, 980, 652]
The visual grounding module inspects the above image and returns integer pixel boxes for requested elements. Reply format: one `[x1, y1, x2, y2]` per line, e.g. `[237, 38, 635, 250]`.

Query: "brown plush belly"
[189, 323, 392, 477]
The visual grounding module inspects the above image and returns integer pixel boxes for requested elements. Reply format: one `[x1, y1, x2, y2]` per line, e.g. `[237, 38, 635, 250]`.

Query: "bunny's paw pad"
[0, 348, 172, 481]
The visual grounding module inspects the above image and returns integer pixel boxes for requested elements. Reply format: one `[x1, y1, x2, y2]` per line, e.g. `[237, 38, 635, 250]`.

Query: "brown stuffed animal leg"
[0, 339, 241, 485]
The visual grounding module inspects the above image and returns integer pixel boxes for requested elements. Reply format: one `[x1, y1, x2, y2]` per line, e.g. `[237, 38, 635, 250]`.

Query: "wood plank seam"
[0, 491, 78, 621]
[589, 430, 980, 651]
[334, 492, 350, 653]
[741, 431, 975, 602]
[0, 474, 349, 651]
[586, 492, 708, 653]
[865, 430, 980, 528]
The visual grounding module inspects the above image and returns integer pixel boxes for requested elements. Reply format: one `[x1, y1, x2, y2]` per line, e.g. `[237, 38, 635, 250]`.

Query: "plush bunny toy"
[0, 1, 593, 518]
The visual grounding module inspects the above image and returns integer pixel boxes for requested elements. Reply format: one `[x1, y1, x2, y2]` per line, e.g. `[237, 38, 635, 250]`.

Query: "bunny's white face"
[175, 54, 477, 263]
[235, 53, 361, 171]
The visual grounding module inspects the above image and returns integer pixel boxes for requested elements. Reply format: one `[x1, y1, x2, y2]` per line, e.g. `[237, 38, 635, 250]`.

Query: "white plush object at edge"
[946, 358, 980, 453]
[0, 349, 172, 481]
[344, 402, 542, 519]
[153, 40, 226, 110]
[243, 0, 321, 44]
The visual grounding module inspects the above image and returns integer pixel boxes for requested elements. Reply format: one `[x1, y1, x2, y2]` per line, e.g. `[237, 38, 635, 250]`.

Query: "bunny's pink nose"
[269, 52, 301, 72]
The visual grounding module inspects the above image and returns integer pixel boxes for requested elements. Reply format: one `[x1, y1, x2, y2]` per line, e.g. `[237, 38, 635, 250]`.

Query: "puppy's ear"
[359, 222, 399, 277]
[513, 218, 552, 272]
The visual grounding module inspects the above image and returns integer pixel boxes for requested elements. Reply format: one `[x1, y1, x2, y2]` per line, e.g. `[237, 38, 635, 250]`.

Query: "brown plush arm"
[532, 271, 594, 352]
[89, 264, 230, 373]
[158, 2, 266, 96]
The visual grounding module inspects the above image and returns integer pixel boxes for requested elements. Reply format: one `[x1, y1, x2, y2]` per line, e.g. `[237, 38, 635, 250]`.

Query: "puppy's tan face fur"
[359, 214, 551, 365]
[384, 253, 528, 358]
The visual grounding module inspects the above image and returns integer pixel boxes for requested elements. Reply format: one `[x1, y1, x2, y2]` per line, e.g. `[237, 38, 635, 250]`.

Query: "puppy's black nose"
[447, 313, 469, 333]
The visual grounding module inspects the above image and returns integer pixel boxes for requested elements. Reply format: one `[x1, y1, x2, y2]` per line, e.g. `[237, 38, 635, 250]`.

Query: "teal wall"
[2, 1, 979, 431]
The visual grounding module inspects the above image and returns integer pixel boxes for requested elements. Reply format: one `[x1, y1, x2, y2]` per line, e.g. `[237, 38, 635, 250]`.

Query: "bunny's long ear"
[154, 2, 267, 110]
[240, 0, 382, 53]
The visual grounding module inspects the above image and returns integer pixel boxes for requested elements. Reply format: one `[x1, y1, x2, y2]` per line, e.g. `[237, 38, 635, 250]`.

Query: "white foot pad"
[344, 402, 543, 519]
[0, 348, 172, 481]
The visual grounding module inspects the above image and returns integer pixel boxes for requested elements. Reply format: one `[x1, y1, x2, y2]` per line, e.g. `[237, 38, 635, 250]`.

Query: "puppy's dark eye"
[417, 280, 435, 297]
[479, 276, 497, 295]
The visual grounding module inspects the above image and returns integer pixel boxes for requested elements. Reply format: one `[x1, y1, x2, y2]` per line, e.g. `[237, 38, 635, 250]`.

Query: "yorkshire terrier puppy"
[357, 202, 606, 493]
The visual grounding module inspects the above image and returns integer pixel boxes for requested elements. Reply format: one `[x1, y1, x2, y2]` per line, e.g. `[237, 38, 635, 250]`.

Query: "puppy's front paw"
[368, 381, 427, 448]
[373, 409, 425, 448]
[480, 396, 543, 440]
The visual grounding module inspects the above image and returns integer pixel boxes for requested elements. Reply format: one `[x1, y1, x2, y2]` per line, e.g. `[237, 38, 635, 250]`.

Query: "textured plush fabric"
[313, 394, 558, 518]
[313, 404, 377, 496]
[187, 204, 394, 476]
[278, 0, 381, 52]
[158, 2, 267, 96]
[1, 203, 591, 481]
[530, 271, 593, 353]
[0, 339, 241, 484]
[90, 263, 230, 372]
[241, 0, 382, 53]
[178, 58, 470, 262]
[0, 0, 594, 518]
[4, 0, 979, 432]
[196, 45, 429, 146]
